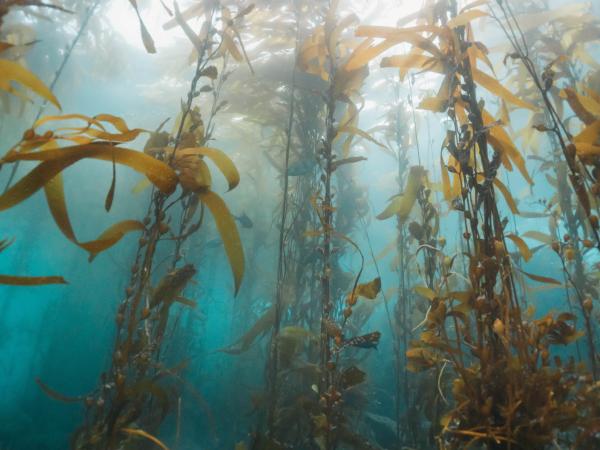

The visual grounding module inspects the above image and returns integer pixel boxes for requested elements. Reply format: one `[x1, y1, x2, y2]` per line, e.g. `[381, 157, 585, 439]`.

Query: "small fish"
[234, 212, 253, 229]
[342, 331, 381, 349]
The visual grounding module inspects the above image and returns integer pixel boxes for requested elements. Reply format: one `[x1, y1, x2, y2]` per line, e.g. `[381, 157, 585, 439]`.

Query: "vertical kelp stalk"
[266, 2, 300, 435]
[389, 84, 411, 447]
[395, 148, 408, 447]
[549, 130, 585, 361]
[319, 55, 336, 450]
[71, 5, 247, 449]
[490, 0, 598, 380]
[3, 0, 100, 192]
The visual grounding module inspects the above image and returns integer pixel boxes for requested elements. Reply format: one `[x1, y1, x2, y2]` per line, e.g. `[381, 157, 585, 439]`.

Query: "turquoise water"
[1, 1, 600, 449]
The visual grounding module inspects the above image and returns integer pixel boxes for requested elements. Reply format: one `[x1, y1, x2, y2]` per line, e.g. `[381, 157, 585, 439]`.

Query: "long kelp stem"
[266, 2, 300, 435]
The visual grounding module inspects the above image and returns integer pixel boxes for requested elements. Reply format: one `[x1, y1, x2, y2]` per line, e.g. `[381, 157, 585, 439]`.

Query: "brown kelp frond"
[0, 116, 180, 260]
[121, 428, 170, 450]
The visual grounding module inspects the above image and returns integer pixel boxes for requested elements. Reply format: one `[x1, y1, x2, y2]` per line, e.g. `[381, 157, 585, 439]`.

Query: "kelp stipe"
[296, 1, 384, 448]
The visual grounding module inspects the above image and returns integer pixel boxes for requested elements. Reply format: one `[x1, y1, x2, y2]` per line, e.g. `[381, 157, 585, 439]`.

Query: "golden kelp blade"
[85, 221, 146, 261]
[560, 88, 600, 125]
[381, 54, 444, 75]
[493, 178, 519, 214]
[574, 143, 600, 158]
[377, 166, 426, 221]
[472, 68, 536, 111]
[43, 172, 146, 259]
[34, 113, 106, 130]
[574, 120, 600, 145]
[128, 0, 156, 54]
[506, 234, 533, 262]
[522, 230, 553, 245]
[446, 9, 488, 29]
[177, 147, 240, 191]
[354, 26, 444, 58]
[414, 285, 436, 301]
[355, 277, 381, 299]
[94, 113, 133, 133]
[0, 59, 60, 109]
[121, 428, 170, 450]
[173, 0, 205, 54]
[517, 268, 562, 285]
[1, 143, 179, 197]
[0, 274, 67, 285]
[198, 190, 244, 296]
[440, 155, 452, 202]
[346, 29, 442, 72]
[0, 158, 78, 212]
[222, 32, 243, 61]
[483, 110, 533, 185]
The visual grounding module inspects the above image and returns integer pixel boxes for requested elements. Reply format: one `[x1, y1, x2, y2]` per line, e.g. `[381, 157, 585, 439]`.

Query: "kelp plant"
[297, 1, 385, 448]
[352, 0, 600, 448]
[0, 2, 250, 449]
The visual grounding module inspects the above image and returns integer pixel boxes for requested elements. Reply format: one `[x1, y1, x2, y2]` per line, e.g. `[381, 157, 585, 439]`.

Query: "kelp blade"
[0, 275, 67, 285]
[198, 190, 244, 295]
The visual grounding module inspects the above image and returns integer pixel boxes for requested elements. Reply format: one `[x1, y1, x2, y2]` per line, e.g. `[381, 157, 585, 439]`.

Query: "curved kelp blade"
[85, 221, 146, 261]
[355, 277, 381, 299]
[0, 274, 67, 285]
[128, 0, 156, 54]
[121, 428, 170, 450]
[0, 143, 178, 212]
[198, 190, 244, 295]
[377, 166, 426, 221]
[36, 377, 83, 403]
[177, 147, 240, 191]
[0, 59, 61, 109]
[44, 173, 145, 260]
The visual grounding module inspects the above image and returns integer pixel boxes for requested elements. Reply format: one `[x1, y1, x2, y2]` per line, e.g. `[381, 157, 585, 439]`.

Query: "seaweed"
[2, 1, 600, 449]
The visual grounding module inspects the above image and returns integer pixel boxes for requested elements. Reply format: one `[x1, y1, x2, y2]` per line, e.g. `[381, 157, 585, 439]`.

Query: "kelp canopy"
[1, 0, 600, 449]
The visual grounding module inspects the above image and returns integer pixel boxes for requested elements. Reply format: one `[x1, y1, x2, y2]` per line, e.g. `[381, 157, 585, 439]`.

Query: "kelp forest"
[2, 0, 600, 449]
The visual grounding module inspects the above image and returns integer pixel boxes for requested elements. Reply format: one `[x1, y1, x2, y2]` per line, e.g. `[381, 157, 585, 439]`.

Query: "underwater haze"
[1, 0, 600, 449]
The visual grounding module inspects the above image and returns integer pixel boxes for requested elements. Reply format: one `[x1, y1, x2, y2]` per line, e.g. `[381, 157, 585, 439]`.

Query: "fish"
[342, 331, 381, 349]
[234, 212, 253, 229]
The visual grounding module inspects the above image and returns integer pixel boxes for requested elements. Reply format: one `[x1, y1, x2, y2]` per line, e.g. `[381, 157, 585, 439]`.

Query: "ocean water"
[1, 1, 599, 449]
